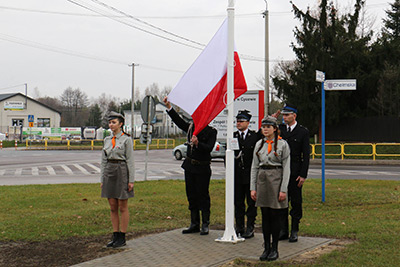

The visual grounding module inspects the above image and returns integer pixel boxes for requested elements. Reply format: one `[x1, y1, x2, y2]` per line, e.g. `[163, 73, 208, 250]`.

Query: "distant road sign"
[141, 96, 156, 123]
[325, 79, 356, 90]
[28, 115, 34, 122]
[316, 70, 325, 82]
[29, 122, 34, 127]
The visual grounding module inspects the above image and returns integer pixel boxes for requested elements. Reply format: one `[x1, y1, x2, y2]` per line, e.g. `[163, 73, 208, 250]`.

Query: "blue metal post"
[321, 81, 325, 203]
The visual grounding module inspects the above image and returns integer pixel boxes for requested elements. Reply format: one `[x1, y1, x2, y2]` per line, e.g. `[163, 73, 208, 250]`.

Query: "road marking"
[32, 167, 39, 176]
[73, 164, 91, 175]
[85, 163, 100, 173]
[60, 165, 74, 175]
[46, 166, 56, 176]
[15, 168, 22, 176]
[0, 170, 5, 176]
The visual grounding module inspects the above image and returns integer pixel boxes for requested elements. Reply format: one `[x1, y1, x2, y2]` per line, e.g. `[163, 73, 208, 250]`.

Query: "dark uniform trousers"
[234, 129, 262, 231]
[167, 108, 217, 215]
[279, 124, 310, 232]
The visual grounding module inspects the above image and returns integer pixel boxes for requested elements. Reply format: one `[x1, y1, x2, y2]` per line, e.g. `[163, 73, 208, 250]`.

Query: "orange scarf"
[112, 132, 124, 148]
[265, 136, 282, 154]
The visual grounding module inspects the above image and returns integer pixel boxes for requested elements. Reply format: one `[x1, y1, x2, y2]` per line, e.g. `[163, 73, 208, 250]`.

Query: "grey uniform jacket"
[100, 132, 135, 183]
[250, 138, 291, 192]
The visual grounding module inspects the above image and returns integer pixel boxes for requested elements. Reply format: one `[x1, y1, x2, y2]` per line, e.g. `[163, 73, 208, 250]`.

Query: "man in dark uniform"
[234, 110, 262, 238]
[276, 104, 310, 242]
[163, 97, 217, 235]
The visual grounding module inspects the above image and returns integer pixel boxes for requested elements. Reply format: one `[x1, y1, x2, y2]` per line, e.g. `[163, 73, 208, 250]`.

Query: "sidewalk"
[72, 229, 334, 267]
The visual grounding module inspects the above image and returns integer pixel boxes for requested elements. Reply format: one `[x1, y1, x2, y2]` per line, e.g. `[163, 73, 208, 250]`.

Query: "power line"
[0, 83, 26, 91]
[0, 33, 185, 73]
[66, 0, 205, 50]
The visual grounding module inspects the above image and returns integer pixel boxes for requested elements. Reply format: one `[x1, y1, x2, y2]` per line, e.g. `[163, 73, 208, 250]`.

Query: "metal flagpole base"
[215, 228, 245, 244]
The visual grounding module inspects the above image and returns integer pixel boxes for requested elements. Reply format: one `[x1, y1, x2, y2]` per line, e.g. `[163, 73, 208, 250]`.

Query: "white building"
[0, 93, 61, 139]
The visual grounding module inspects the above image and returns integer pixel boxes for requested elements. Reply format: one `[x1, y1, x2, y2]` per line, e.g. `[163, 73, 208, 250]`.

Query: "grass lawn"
[1, 178, 399, 266]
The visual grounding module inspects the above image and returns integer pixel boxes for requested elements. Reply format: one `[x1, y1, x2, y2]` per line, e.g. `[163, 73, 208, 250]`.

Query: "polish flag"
[167, 18, 247, 136]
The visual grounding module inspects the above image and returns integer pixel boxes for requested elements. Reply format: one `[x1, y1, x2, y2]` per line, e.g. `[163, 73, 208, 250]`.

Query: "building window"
[37, 118, 50, 127]
[12, 119, 24, 126]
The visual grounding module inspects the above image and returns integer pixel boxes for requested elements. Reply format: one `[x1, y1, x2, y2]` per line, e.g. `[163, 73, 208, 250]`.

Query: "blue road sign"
[28, 115, 34, 122]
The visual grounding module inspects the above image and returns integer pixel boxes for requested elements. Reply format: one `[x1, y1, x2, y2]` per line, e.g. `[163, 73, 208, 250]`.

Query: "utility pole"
[263, 0, 269, 116]
[24, 83, 28, 109]
[129, 63, 137, 139]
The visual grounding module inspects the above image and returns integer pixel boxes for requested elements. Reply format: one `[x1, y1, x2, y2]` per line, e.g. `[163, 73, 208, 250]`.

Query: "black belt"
[260, 165, 282, 169]
[186, 157, 210, 166]
[107, 159, 125, 163]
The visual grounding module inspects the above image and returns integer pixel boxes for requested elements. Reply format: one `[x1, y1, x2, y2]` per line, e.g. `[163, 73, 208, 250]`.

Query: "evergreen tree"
[272, 0, 375, 134]
[86, 104, 102, 127]
[370, 0, 400, 116]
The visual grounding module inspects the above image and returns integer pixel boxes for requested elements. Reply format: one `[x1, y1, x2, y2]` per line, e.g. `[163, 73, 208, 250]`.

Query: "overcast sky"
[0, 0, 390, 102]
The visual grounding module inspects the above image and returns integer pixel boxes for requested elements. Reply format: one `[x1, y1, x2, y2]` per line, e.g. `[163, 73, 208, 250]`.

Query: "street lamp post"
[263, 0, 269, 116]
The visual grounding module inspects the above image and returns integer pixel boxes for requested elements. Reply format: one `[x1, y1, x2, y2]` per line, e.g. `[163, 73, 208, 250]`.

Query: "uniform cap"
[108, 111, 125, 121]
[236, 110, 252, 121]
[261, 115, 277, 126]
[281, 104, 298, 114]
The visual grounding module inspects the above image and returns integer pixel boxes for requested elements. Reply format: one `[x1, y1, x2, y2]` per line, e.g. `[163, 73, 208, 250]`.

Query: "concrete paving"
[72, 229, 334, 267]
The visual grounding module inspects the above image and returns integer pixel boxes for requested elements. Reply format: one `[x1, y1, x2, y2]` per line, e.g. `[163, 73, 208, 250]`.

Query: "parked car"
[172, 141, 226, 160]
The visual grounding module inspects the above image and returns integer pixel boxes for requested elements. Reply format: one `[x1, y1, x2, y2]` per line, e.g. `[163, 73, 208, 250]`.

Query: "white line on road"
[85, 163, 100, 173]
[32, 167, 39, 176]
[0, 170, 5, 176]
[15, 168, 22, 176]
[73, 164, 91, 175]
[60, 165, 74, 175]
[46, 166, 56, 175]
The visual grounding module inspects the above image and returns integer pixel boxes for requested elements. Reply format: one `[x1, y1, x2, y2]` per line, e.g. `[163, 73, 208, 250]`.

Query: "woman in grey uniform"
[250, 116, 290, 261]
[101, 111, 135, 248]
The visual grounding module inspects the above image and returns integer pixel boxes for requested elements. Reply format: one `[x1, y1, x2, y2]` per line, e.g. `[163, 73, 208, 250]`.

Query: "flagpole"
[216, 0, 244, 244]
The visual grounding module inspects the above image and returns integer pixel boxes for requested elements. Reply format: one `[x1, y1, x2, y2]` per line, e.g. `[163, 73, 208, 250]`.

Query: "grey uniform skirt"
[101, 161, 134, 199]
[255, 168, 288, 209]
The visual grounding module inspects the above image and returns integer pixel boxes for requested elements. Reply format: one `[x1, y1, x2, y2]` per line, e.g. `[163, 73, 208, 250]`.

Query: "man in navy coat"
[234, 110, 262, 238]
[277, 104, 310, 242]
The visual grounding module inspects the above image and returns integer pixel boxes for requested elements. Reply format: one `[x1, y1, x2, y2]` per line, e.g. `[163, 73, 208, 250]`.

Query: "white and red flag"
[167, 18, 247, 136]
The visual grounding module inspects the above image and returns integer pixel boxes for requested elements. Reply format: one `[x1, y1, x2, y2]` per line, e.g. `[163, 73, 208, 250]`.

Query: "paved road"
[0, 149, 398, 185]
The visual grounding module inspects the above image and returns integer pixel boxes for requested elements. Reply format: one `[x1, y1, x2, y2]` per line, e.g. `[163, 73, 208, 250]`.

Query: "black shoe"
[259, 249, 269, 261]
[289, 230, 298, 242]
[182, 210, 200, 234]
[200, 210, 210, 235]
[278, 230, 289, 240]
[106, 232, 119, 248]
[182, 224, 200, 234]
[112, 232, 126, 248]
[267, 242, 279, 261]
[267, 250, 279, 261]
[200, 223, 209, 235]
[236, 228, 244, 237]
[242, 227, 254, 239]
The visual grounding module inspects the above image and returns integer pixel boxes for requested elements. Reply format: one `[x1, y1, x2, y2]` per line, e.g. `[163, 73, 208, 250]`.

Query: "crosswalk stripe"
[73, 163, 91, 175]
[85, 163, 100, 173]
[60, 165, 74, 175]
[0, 170, 5, 176]
[32, 167, 39, 176]
[46, 166, 56, 175]
[15, 168, 22, 176]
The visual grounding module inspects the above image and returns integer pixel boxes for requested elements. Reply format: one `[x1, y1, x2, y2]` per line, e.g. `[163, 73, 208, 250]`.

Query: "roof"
[0, 93, 61, 114]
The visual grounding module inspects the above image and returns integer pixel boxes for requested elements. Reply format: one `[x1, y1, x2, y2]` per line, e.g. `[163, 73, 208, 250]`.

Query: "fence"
[310, 143, 400, 160]
[20, 139, 176, 151]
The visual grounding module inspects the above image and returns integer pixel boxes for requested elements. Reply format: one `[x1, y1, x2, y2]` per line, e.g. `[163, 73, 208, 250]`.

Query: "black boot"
[289, 219, 299, 243]
[112, 232, 126, 248]
[182, 210, 200, 234]
[106, 232, 119, 248]
[235, 216, 245, 237]
[200, 210, 210, 235]
[267, 241, 279, 261]
[279, 209, 289, 240]
[242, 218, 255, 239]
[259, 242, 271, 261]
